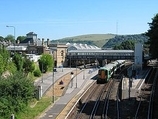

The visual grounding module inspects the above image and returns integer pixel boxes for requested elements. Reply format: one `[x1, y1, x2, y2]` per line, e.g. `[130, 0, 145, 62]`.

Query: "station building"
[5, 32, 102, 67]
[5, 32, 136, 67]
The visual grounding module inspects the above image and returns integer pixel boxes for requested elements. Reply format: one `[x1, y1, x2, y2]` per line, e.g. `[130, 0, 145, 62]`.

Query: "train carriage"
[97, 60, 125, 83]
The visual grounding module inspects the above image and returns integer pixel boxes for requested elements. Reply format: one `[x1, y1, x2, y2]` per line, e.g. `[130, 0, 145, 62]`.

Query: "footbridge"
[66, 49, 134, 67]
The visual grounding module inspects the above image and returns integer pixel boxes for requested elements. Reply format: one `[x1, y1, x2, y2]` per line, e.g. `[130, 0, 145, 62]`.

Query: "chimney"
[47, 38, 49, 47]
[42, 38, 44, 46]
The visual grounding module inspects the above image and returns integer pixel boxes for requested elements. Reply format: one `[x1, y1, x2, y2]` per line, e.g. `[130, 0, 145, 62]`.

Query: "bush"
[33, 69, 41, 77]
[38, 54, 53, 73]
[0, 72, 35, 119]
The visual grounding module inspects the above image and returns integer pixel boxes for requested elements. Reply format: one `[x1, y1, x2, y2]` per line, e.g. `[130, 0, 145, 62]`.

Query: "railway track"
[69, 79, 122, 119]
[75, 81, 111, 119]
[66, 63, 129, 119]
[134, 67, 158, 119]
[65, 63, 158, 119]
[104, 79, 121, 119]
[73, 79, 122, 119]
[91, 80, 113, 119]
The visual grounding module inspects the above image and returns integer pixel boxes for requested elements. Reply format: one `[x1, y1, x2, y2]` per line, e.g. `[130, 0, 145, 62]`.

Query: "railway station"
[9, 34, 152, 118]
[39, 63, 151, 118]
[121, 69, 150, 99]
[67, 49, 134, 66]
[36, 42, 153, 119]
[6, 32, 135, 67]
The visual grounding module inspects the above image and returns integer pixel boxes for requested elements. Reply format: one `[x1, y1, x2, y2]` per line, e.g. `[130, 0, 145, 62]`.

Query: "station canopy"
[66, 43, 101, 51]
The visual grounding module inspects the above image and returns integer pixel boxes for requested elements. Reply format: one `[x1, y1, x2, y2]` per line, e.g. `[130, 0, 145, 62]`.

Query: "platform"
[40, 68, 98, 119]
[34, 68, 76, 97]
[121, 69, 151, 99]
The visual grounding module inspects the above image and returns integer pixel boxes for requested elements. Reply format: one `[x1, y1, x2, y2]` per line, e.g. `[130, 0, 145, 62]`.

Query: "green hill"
[51, 34, 115, 48]
[103, 34, 148, 48]
[51, 34, 148, 48]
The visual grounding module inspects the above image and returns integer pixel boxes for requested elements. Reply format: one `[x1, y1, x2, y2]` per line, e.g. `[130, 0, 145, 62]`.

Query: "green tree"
[4, 35, 14, 43]
[17, 36, 26, 43]
[114, 40, 135, 50]
[33, 69, 41, 77]
[7, 61, 17, 74]
[12, 53, 23, 71]
[38, 54, 53, 73]
[0, 48, 10, 74]
[0, 72, 35, 119]
[0, 55, 4, 74]
[0, 36, 4, 41]
[146, 13, 158, 58]
[23, 57, 35, 74]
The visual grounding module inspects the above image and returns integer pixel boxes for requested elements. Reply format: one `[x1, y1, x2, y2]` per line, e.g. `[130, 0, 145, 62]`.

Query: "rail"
[134, 68, 158, 119]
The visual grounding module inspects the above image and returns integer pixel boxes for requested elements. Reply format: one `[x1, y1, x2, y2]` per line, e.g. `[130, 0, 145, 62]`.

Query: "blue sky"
[0, 0, 157, 40]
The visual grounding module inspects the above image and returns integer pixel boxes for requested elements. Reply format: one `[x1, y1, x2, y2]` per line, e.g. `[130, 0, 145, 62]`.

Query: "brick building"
[6, 32, 68, 67]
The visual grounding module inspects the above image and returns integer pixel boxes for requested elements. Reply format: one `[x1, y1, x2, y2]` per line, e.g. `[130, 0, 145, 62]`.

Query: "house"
[6, 32, 68, 67]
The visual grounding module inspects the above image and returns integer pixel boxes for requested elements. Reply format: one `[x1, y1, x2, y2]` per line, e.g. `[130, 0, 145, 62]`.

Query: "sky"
[0, 0, 158, 40]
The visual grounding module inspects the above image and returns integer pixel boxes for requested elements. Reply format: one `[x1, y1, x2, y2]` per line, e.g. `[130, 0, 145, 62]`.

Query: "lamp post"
[6, 25, 16, 53]
[42, 63, 44, 83]
[61, 50, 64, 72]
[76, 60, 78, 88]
[70, 72, 74, 88]
[52, 67, 55, 103]
[61, 60, 63, 72]
[70, 54, 71, 69]
[83, 59, 85, 79]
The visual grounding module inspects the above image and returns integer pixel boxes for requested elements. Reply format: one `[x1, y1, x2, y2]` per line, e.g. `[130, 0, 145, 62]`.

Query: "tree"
[0, 48, 11, 74]
[17, 36, 26, 43]
[114, 40, 135, 50]
[23, 57, 35, 74]
[4, 35, 14, 43]
[0, 36, 4, 41]
[0, 72, 35, 118]
[0, 55, 4, 74]
[38, 54, 53, 73]
[12, 53, 23, 71]
[146, 13, 158, 58]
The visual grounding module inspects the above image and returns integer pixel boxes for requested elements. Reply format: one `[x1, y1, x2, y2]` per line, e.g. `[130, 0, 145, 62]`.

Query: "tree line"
[0, 35, 26, 43]
[0, 47, 54, 118]
[103, 34, 148, 49]
[146, 13, 158, 58]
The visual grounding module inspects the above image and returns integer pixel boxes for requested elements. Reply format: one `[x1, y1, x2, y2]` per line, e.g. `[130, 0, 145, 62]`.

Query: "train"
[97, 60, 126, 83]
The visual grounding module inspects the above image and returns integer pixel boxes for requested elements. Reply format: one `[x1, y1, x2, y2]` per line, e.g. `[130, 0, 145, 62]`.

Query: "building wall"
[134, 43, 143, 70]
[49, 43, 68, 67]
[56, 47, 67, 67]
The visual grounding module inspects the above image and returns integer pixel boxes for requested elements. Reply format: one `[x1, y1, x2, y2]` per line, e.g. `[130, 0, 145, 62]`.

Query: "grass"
[15, 64, 57, 119]
[16, 97, 55, 119]
[16, 69, 57, 119]
[55, 34, 116, 47]
[16, 69, 58, 119]
[58, 34, 115, 41]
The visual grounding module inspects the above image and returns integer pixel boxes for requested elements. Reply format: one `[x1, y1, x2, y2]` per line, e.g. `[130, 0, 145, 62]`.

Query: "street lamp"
[61, 60, 63, 72]
[6, 25, 16, 52]
[42, 63, 44, 83]
[61, 50, 64, 72]
[76, 60, 78, 88]
[70, 72, 74, 88]
[52, 67, 55, 103]
[83, 59, 85, 79]
[70, 54, 71, 69]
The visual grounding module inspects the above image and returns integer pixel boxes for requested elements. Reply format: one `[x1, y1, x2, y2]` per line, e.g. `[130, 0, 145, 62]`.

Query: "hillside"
[51, 34, 148, 48]
[102, 34, 148, 48]
[51, 34, 115, 48]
